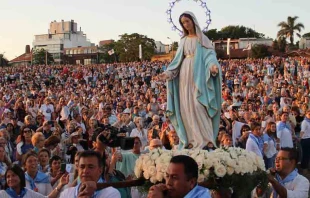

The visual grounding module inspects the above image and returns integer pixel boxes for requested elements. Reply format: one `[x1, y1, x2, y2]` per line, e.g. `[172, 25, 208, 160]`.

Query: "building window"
[74, 50, 77, 54]
[66, 50, 69, 54]
[84, 59, 91, 65]
[84, 49, 88, 54]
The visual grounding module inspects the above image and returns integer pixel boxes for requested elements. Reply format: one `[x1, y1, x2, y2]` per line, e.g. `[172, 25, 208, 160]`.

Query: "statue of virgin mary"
[162, 11, 222, 149]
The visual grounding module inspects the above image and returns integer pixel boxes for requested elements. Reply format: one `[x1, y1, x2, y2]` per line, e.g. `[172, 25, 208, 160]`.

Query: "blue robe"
[166, 38, 222, 149]
[184, 185, 211, 198]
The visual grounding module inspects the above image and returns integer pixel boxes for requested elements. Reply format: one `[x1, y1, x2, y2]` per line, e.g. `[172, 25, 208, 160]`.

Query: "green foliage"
[114, 33, 156, 62]
[172, 41, 178, 51]
[251, 44, 271, 58]
[205, 26, 265, 40]
[277, 16, 304, 45]
[0, 54, 9, 66]
[278, 36, 287, 52]
[32, 48, 54, 65]
[302, 32, 310, 38]
[272, 39, 279, 50]
[98, 42, 117, 63]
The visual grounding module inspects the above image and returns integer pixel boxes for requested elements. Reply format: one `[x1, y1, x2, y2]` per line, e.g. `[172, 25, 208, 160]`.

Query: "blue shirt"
[184, 185, 211, 198]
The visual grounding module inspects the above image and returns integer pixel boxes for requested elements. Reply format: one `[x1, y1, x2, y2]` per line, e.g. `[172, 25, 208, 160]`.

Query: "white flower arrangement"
[134, 147, 268, 197]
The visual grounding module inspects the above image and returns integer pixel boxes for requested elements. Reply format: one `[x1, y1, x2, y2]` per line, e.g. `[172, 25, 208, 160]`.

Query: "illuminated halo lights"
[166, 0, 212, 36]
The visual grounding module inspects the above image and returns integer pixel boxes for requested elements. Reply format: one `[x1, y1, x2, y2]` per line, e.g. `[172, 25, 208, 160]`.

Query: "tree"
[0, 54, 9, 66]
[204, 26, 265, 40]
[277, 16, 304, 45]
[114, 33, 156, 62]
[98, 42, 117, 63]
[205, 29, 221, 40]
[172, 42, 178, 51]
[32, 48, 54, 65]
[251, 44, 271, 58]
[278, 36, 287, 52]
[303, 32, 310, 38]
[272, 39, 279, 50]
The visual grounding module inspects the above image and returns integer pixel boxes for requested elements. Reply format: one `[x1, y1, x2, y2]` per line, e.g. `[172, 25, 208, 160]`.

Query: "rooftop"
[9, 53, 32, 63]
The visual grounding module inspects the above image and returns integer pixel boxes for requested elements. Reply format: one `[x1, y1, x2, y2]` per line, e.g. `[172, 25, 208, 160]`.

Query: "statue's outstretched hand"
[158, 73, 168, 81]
[210, 65, 219, 76]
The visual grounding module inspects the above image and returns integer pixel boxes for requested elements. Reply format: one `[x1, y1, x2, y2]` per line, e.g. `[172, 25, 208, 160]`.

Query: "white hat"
[122, 109, 131, 114]
[70, 132, 80, 137]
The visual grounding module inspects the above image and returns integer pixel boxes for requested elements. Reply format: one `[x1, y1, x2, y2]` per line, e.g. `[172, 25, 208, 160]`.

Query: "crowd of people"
[0, 55, 309, 197]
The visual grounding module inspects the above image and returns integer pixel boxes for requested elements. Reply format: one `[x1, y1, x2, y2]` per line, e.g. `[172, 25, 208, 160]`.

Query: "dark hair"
[266, 122, 278, 139]
[44, 135, 60, 148]
[170, 155, 198, 181]
[22, 150, 38, 166]
[280, 147, 299, 165]
[179, 13, 196, 36]
[4, 165, 26, 189]
[20, 126, 33, 143]
[49, 155, 62, 166]
[38, 148, 51, 158]
[79, 150, 103, 167]
[251, 122, 261, 131]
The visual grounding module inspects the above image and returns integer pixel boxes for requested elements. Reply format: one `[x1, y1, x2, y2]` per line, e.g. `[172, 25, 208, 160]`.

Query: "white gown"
[166, 37, 214, 148]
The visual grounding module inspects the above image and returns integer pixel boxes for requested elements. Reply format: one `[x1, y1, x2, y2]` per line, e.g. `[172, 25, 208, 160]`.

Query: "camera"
[94, 126, 135, 150]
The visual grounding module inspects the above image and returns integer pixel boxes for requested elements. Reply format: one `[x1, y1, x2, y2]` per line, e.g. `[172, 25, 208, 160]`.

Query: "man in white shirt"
[300, 109, 310, 173]
[256, 148, 309, 198]
[246, 122, 264, 158]
[277, 112, 294, 148]
[60, 150, 120, 198]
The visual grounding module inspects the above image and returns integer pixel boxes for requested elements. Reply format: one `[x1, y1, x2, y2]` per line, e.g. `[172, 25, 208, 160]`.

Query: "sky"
[0, 0, 309, 60]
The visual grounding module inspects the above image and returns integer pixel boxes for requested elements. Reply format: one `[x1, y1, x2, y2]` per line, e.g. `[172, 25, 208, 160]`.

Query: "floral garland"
[134, 147, 268, 197]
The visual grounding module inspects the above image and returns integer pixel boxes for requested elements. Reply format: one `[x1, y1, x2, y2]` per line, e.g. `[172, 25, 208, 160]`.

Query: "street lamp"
[167, 37, 174, 59]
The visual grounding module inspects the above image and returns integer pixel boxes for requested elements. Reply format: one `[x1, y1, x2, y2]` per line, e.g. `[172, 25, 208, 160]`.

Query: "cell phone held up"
[60, 163, 66, 173]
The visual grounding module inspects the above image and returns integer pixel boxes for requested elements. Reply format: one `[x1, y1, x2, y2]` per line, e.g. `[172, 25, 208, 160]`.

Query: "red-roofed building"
[99, 40, 114, 47]
[9, 45, 32, 66]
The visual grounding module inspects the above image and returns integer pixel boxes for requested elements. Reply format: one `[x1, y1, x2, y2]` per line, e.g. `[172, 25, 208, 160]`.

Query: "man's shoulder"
[296, 173, 310, 184]
[59, 187, 75, 197]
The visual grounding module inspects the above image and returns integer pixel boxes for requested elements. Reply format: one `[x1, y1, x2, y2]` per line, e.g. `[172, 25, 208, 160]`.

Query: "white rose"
[148, 166, 157, 177]
[145, 160, 155, 168]
[150, 176, 157, 184]
[197, 174, 205, 183]
[203, 160, 213, 169]
[134, 167, 142, 178]
[151, 152, 160, 160]
[143, 171, 150, 179]
[160, 164, 169, 173]
[203, 169, 210, 177]
[214, 164, 227, 177]
[227, 166, 234, 175]
[156, 172, 164, 182]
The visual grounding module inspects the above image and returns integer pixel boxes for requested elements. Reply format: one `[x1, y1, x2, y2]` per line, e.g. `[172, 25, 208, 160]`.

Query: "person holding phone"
[48, 155, 64, 187]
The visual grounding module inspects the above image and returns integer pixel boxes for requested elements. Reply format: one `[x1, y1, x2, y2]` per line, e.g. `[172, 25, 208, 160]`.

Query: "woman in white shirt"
[23, 151, 53, 196]
[0, 164, 68, 198]
[263, 122, 279, 169]
[130, 117, 148, 149]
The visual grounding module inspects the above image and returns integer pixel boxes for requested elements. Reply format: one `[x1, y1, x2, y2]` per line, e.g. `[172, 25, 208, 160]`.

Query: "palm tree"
[277, 16, 304, 45]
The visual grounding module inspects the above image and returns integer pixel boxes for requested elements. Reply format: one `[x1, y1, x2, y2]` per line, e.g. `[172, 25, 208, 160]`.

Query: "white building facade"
[238, 38, 273, 49]
[299, 37, 310, 49]
[155, 41, 169, 54]
[33, 20, 93, 63]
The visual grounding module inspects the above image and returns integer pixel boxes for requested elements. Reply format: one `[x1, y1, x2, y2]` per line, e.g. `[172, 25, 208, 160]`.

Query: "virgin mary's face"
[181, 16, 194, 32]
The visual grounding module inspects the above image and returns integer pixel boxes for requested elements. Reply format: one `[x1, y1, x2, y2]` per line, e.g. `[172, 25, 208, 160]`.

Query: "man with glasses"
[256, 148, 309, 198]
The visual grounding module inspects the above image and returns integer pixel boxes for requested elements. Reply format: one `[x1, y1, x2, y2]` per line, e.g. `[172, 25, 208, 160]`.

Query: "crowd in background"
[0, 56, 309, 197]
